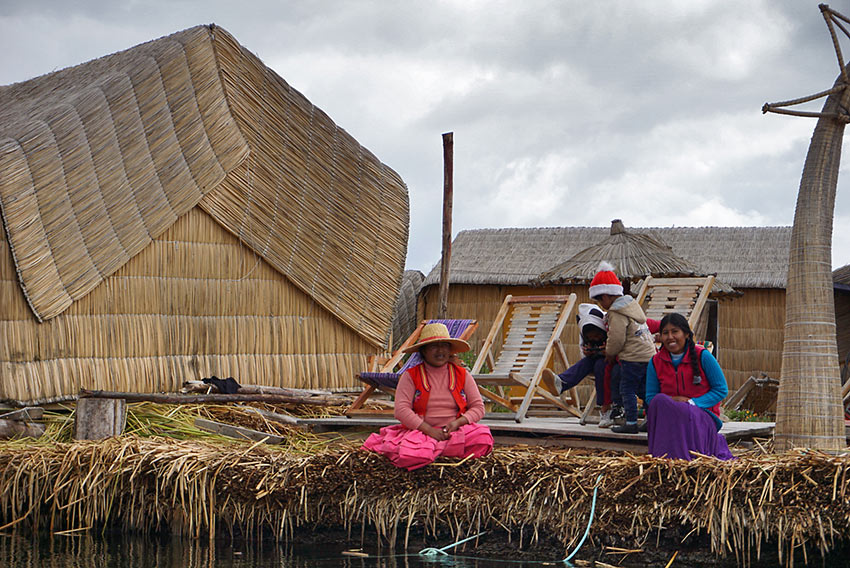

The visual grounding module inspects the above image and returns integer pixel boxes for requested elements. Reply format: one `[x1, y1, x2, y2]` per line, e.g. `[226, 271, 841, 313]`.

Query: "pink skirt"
[362, 423, 494, 471]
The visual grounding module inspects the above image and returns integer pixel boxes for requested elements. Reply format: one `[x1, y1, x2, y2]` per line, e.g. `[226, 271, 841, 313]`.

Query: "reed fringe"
[0, 437, 847, 566]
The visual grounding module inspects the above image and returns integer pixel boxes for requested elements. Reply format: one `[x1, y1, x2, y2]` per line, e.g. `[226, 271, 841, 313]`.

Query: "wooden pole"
[79, 389, 352, 407]
[439, 132, 454, 318]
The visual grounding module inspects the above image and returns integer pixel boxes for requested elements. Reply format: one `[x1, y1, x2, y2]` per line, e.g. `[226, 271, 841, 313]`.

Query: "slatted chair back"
[635, 275, 715, 334]
[472, 294, 579, 422]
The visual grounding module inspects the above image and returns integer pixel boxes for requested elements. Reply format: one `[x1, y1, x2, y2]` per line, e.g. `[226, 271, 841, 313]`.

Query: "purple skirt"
[647, 394, 734, 461]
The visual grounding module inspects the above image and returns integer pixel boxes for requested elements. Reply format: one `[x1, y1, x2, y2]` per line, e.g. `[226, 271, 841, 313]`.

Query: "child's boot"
[612, 421, 639, 434]
[611, 404, 625, 426]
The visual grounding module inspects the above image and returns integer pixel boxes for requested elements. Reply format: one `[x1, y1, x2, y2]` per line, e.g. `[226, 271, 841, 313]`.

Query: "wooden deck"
[298, 415, 775, 452]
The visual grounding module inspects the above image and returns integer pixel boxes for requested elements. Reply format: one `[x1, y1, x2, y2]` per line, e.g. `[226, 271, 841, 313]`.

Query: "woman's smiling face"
[661, 323, 688, 355]
[421, 342, 452, 366]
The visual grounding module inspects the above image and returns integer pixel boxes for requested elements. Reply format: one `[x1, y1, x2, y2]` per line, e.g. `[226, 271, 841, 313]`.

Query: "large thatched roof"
[423, 226, 791, 290]
[0, 25, 408, 347]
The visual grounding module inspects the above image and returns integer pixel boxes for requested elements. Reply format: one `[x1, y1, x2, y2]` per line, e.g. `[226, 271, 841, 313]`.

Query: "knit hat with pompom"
[588, 261, 623, 299]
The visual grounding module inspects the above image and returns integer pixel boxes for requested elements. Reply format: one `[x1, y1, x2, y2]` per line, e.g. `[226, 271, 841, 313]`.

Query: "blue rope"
[562, 474, 604, 563]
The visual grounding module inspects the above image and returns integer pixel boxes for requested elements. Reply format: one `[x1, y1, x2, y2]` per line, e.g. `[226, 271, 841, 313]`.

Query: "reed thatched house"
[391, 270, 424, 350]
[834, 264, 850, 371]
[0, 25, 409, 404]
[419, 226, 791, 391]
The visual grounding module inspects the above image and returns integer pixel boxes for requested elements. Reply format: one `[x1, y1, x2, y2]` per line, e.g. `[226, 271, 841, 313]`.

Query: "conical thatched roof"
[535, 219, 704, 285]
[0, 25, 408, 347]
[422, 226, 791, 293]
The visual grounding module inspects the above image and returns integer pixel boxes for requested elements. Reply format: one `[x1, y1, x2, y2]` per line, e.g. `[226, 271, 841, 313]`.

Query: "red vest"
[407, 362, 468, 417]
[652, 344, 721, 418]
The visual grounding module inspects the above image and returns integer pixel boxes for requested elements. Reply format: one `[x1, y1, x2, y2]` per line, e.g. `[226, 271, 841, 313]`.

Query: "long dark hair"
[659, 313, 701, 383]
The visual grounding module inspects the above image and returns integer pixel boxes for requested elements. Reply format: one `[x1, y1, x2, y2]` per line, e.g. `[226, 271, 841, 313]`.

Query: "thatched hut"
[390, 270, 424, 350]
[419, 226, 790, 391]
[0, 25, 409, 405]
[834, 264, 850, 372]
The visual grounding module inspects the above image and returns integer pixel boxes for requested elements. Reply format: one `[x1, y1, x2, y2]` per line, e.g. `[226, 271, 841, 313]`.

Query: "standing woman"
[362, 323, 494, 470]
[645, 313, 734, 460]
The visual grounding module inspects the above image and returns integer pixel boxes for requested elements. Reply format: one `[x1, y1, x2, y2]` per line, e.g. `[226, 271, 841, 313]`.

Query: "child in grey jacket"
[588, 262, 656, 433]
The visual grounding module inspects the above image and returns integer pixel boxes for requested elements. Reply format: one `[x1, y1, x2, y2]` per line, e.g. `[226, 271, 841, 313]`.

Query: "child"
[543, 303, 625, 427]
[645, 313, 733, 460]
[362, 323, 494, 470]
[589, 262, 656, 433]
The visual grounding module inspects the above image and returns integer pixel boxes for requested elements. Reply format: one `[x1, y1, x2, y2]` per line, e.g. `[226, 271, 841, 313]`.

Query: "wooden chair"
[578, 275, 716, 424]
[634, 275, 716, 334]
[345, 319, 478, 415]
[471, 294, 580, 423]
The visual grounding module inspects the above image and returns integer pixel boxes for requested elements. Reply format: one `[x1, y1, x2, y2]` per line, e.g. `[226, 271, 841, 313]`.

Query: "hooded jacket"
[604, 295, 656, 363]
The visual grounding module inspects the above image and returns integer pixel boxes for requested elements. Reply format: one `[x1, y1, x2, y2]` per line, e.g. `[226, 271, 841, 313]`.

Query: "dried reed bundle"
[0, 438, 847, 567]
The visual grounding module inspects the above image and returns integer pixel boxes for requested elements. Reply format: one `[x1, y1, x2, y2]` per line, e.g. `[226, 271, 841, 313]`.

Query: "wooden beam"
[0, 407, 44, 421]
[438, 132, 454, 318]
[0, 419, 45, 440]
[194, 418, 284, 444]
[80, 389, 351, 406]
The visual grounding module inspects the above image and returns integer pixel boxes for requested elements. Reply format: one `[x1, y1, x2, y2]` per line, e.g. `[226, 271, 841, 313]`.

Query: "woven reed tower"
[766, 5, 849, 451]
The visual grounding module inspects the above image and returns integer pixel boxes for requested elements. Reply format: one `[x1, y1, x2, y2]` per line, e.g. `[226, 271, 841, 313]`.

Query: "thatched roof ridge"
[423, 226, 791, 290]
[0, 25, 408, 347]
[834, 264, 850, 290]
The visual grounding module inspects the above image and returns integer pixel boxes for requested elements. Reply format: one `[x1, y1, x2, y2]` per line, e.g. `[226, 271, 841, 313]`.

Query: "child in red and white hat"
[589, 262, 656, 433]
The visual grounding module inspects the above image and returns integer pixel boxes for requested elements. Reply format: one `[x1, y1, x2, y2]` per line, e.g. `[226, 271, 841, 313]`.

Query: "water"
[0, 533, 562, 568]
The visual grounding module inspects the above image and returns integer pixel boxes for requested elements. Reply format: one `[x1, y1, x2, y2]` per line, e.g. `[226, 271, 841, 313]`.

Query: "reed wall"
[834, 290, 850, 368]
[716, 288, 785, 391]
[420, 284, 786, 393]
[0, 207, 371, 404]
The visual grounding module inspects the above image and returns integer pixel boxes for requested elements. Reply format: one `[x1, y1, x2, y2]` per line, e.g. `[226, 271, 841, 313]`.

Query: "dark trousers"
[619, 360, 648, 423]
[558, 355, 606, 403]
[558, 356, 623, 407]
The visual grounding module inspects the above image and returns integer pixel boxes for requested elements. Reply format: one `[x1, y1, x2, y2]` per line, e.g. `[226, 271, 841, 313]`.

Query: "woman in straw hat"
[362, 323, 493, 470]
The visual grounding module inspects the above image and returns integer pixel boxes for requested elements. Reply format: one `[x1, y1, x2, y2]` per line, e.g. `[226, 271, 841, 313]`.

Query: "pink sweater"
[394, 362, 486, 430]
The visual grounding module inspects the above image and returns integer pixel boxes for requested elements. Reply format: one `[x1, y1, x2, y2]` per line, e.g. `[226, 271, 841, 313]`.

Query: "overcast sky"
[2, 0, 849, 273]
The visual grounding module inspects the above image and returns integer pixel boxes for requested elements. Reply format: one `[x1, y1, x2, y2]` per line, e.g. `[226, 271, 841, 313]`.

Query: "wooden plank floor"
[298, 415, 775, 451]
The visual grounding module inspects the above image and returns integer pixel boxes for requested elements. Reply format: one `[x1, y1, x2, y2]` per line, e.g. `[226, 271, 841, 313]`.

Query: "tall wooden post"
[438, 132, 454, 318]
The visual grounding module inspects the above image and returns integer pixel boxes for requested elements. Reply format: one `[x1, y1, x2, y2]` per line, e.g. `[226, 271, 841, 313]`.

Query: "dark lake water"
[4, 532, 848, 567]
[0, 533, 568, 568]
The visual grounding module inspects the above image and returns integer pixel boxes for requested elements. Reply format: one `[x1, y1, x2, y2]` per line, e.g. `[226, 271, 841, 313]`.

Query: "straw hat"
[402, 322, 471, 354]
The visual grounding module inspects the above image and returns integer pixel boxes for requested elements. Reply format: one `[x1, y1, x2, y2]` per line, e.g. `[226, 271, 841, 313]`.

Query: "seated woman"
[362, 323, 494, 470]
[645, 313, 734, 460]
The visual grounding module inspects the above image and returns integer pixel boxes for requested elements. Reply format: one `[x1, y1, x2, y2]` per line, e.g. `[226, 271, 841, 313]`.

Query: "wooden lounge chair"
[471, 294, 580, 422]
[634, 275, 716, 336]
[579, 275, 716, 424]
[345, 319, 478, 416]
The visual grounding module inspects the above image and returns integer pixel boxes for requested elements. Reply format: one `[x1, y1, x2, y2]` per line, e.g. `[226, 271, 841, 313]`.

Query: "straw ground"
[0, 413, 848, 567]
